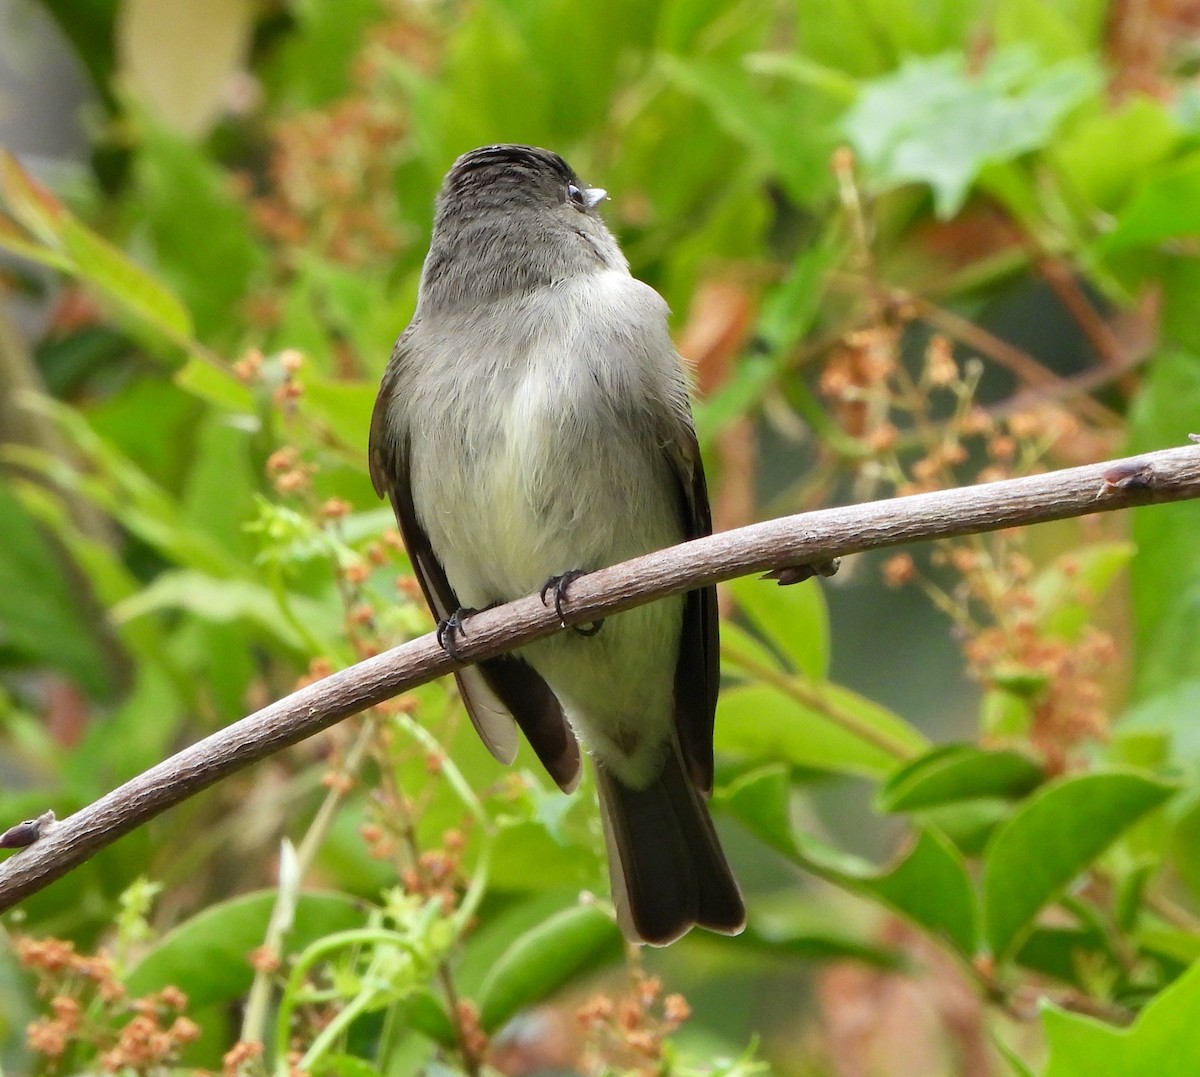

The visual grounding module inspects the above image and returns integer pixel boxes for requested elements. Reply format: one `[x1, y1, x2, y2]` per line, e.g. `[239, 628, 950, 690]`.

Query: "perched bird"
[369, 144, 744, 944]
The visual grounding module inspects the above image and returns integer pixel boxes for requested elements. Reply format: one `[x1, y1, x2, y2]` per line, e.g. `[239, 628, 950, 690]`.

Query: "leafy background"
[2, 0, 1200, 1074]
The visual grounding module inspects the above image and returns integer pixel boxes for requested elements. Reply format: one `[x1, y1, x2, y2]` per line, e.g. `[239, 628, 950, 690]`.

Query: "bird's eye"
[566, 183, 587, 208]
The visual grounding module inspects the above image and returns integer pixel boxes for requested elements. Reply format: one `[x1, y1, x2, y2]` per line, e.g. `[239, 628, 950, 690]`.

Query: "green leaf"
[305, 377, 379, 451]
[726, 572, 830, 679]
[1043, 959, 1200, 1076]
[915, 799, 1014, 858]
[1015, 925, 1109, 987]
[994, 1033, 1038, 1077]
[0, 214, 73, 271]
[261, 0, 384, 107]
[133, 123, 265, 342]
[860, 829, 979, 956]
[982, 771, 1177, 961]
[715, 680, 923, 777]
[126, 891, 366, 1007]
[658, 55, 835, 207]
[174, 355, 257, 411]
[0, 476, 116, 697]
[0, 152, 188, 341]
[1104, 154, 1200, 251]
[717, 765, 797, 859]
[476, 904, 621, 1032]
[719, 767, 979, 956]
[845, 50, 1099, 217]
[878, 745, 1044, 813]
[1053, 96, 1180, 211]
[720, 620, 789, 676]
[112, 569, 314, 651]
[1127, 352, 1200, 697]
[994, 0, 1107, 59]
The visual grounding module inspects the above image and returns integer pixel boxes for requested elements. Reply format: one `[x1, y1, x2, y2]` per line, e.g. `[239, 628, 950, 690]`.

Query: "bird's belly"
[414, 381, 678, 609]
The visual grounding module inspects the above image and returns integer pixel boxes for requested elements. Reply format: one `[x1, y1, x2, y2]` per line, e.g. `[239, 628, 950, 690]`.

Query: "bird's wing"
[369, 330, 581, 791]
[661, 416, 720, 795]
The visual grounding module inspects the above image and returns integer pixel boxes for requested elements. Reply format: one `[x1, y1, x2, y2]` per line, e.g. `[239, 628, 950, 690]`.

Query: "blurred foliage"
[2, 0, 1200, 1074]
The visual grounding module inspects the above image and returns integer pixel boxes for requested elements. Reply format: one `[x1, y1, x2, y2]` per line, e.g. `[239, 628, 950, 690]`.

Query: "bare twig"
[2, 443, 1200, 909]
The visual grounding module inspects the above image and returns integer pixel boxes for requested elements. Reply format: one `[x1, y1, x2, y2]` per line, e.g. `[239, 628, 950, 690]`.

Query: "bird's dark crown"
[446, 144, 578, 192]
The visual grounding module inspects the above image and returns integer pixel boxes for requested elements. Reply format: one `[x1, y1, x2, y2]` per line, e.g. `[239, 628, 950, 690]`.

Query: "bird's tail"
[594, 744, 745, 945]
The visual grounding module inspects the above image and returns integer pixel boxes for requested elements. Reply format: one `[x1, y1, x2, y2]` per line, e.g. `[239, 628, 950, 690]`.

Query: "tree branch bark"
[2, 442, 1199, 910]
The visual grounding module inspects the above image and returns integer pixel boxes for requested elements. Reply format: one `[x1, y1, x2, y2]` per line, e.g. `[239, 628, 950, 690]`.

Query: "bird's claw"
[436, 608, 477, 660]
[540, 570, 604, 636]
[763, 558, 841, 586]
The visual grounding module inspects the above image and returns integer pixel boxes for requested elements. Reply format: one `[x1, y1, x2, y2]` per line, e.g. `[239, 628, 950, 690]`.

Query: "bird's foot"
[436, 607, 479, 660]
[763, 558, 841, 586]
[540, 570, 604, 636]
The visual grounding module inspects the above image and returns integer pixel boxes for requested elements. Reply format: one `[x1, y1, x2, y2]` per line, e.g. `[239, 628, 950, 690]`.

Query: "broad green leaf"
[126, 891, 366, 1007]
[717, 765, 796, 859]
[455, 890, 599, 997]
[0, 476, 116, 697]
[1043, 959, 1200, 1076]
[1127, 352, 1200, 698]
[1168, 788, 1200, 901]
[793, 0, 976, 76]
[726, 572, 830, 679]
[14, 397, 244, 577]
[487, 817, 600, 892]
[1052, 96, 1180, 211]
[0, 154, 192, 343]
[397, 989, 456, 1047]
[861, 829, 979, 956]
[715, 680, 923, 777]
[59, 215, 193, 342]
[477, 904, 621, 1032]
[845, 50, 1099, 217]
[994, 0, 1107, 59]
[112, 569, 311, 651]
[879, 745, 1044, 813]
[1104, 154, 1200, 250]
[180, 413, 258, 560]
[260, 0, 384, 107]
[1116, 680, 1200, 772]
[658, 55, 834, 207]
[755, 231, 839, 352]
[1015, 925, 1109, 987]
[692, 354, 776, 440]
[915, 799, 1014, 858]
[994, 1034, 1037, 1077]
[1139, 927, 1200, 968]
[0, 214, 73, 271]
[738, 925, 903, 967]
[173, 354, 256, 411]
[721, 619, 789, 676]
[983, 771, 1176, 960]
[719, 766, 978, 956]
[1162, 255, 1200, 353]
[0, 150, 67, 245]
[305, 377, 379, 452]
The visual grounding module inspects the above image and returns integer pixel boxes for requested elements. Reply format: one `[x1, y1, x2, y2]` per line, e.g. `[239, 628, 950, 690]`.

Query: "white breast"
[407, 271, 684, 609]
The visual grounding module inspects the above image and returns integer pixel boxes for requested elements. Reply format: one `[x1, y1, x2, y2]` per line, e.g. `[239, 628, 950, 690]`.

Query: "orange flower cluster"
[15, 936, 199, 1073]
[824, 323, 1121, 767]
[576, 970, 692, 1075]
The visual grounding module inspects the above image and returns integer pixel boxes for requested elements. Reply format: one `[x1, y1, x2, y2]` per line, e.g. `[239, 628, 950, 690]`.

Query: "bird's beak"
[584, 187, 607, 209]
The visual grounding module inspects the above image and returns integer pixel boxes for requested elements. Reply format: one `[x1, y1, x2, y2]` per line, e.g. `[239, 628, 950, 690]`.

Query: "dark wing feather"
[369, 331, 581, 791]
[663, 422, 720, 795]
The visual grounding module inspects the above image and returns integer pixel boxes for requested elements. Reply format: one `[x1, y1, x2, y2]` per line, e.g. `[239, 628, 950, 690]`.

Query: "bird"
[368, 144, 745, 945]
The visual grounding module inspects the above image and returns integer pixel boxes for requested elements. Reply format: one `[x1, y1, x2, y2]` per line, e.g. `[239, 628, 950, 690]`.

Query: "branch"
[2, 443, 1200, 909]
